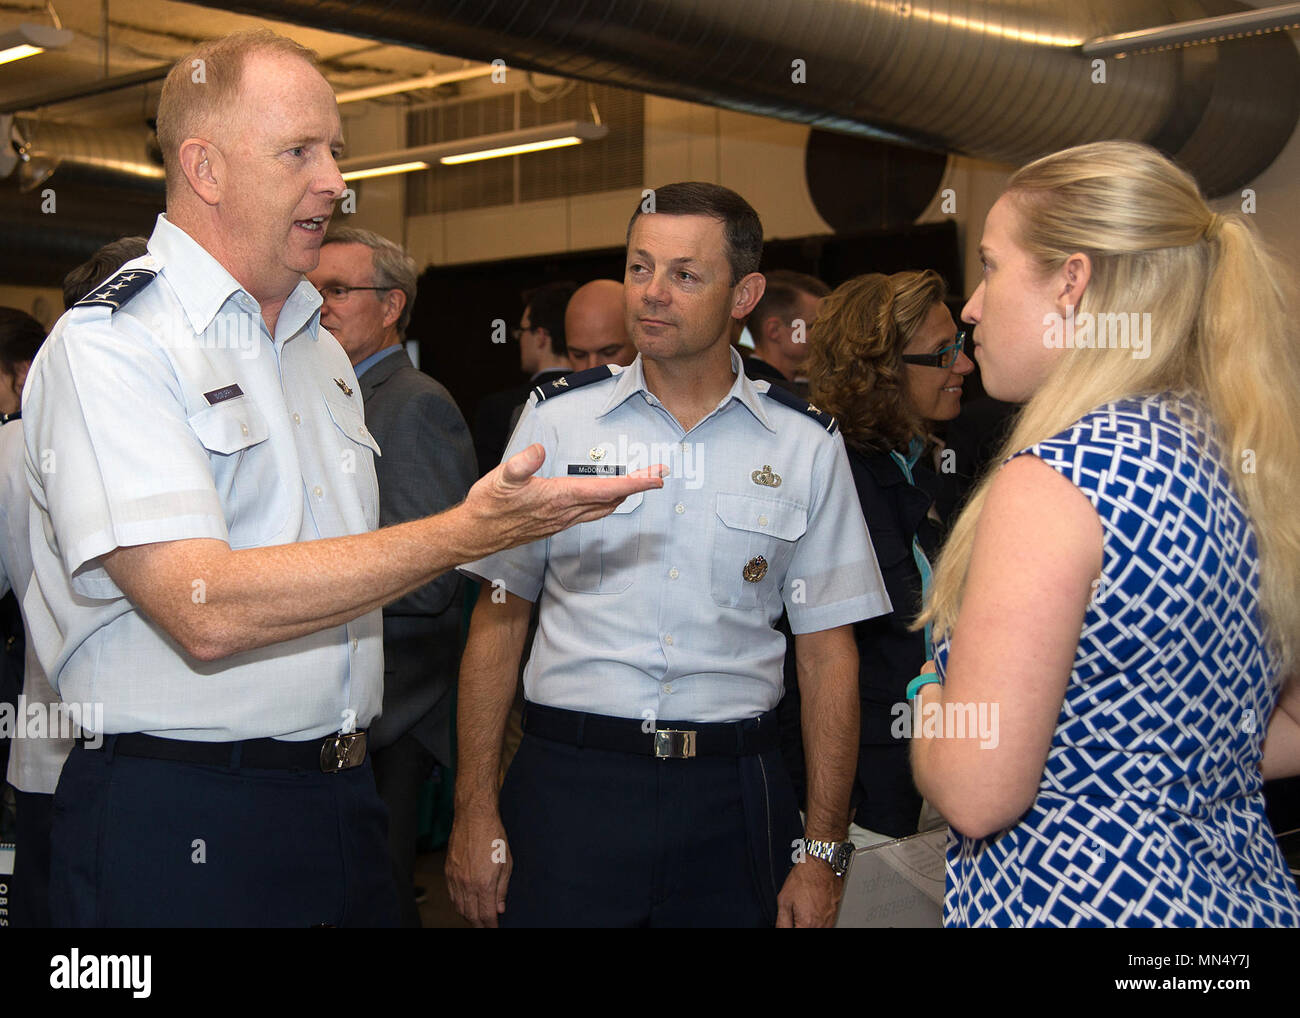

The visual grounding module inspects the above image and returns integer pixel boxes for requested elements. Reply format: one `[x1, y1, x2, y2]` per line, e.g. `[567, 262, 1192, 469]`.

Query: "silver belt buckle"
[653, 729, 696, 759]
[320, 731, 367, 772]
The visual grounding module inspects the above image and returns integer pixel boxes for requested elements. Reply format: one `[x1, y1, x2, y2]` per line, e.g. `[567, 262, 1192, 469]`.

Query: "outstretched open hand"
[466, 443, 667, 555]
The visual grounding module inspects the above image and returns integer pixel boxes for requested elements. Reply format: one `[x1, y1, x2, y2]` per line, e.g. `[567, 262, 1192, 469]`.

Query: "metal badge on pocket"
[743, 556, 769, 582]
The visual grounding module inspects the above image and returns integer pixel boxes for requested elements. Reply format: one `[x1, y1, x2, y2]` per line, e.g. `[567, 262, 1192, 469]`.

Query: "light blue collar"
[598, 346, 775, 432]
[147, 213, 323, 345]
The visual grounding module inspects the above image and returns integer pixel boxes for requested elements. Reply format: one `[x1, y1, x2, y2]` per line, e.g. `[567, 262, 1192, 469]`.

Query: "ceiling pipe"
[190, 0, 1299, 196]
[1083, 2, 1300, 57]
[8, 119, 164, 191]
[0, 65, 170, 115]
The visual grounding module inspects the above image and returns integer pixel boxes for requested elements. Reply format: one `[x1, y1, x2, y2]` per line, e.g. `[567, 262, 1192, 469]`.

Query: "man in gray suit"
[310, 226, 476, 925]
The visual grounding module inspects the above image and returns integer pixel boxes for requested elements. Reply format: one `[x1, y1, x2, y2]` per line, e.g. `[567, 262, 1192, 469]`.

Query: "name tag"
[203, 383, 244, 405]
[567, 464, 626, 476]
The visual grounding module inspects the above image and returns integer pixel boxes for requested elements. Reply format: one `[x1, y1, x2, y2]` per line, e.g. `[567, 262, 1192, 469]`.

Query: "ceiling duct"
[0, 116, 163, 286]
[7, 119, 164, 192]
[195, 0, 1298, 196]
[0, 160, 161, 287]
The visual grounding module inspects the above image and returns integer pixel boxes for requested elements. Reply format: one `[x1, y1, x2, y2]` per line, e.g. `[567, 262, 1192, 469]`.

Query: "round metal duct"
[194, 0, 1300, 196]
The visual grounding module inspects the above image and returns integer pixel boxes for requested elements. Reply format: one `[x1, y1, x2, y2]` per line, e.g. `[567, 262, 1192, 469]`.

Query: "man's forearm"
[796, 634, 859, 840]
[100, 446, 664, 661]
[105, 502, 484, 661]
[454, 594, 531, 812]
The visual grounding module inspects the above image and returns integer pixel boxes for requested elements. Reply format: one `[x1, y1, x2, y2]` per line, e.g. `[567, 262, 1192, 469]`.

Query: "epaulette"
[760, 384, 838, 434]
[531, 364, 617, 403]
[74, 268, 158, 312]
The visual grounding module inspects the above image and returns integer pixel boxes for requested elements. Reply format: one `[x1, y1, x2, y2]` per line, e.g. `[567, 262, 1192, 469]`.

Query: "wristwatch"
[803, 838, 854, 877]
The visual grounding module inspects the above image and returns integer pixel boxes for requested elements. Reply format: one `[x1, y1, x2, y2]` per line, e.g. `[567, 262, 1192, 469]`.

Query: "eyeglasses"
[511, 324, 536, 342]
[316, 284, 392, 303]
[901, 328, 968, 369]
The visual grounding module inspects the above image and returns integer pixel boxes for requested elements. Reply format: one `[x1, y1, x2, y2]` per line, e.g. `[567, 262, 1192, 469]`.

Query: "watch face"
[834, 844, 853, 873]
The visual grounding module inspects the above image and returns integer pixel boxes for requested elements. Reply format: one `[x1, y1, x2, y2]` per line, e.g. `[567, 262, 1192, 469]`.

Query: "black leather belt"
[522, 702, 778, 758]
[83, 731, 368, 772]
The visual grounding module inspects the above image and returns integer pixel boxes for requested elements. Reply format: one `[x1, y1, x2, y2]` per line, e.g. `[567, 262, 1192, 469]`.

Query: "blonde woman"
[910, 141, 1300, 927]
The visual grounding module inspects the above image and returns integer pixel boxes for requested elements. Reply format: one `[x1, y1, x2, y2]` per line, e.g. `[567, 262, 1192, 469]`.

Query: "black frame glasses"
[316, 284, 393, 302]
[901, 328, 968, 369]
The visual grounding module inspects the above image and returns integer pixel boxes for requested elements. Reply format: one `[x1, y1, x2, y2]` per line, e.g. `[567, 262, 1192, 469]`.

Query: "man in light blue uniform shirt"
[449, 183, 890, 927]
[21, 30, 661, 928]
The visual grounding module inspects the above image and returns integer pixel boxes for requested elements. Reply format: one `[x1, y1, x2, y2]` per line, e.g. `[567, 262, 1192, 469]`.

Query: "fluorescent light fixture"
[0, 23, 74, 66]
[336, 120, 608, 180]
[341, 160, 430, 182]
[440, 135, 583, 164]
[335, 66, 496, 105]
[1083, 2, 1300, 57]
[0, 45, 43, 65]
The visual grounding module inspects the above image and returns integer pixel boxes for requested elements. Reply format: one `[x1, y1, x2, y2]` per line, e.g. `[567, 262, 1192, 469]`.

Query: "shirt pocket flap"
[611, 491, 643, 514]
[324, 389, 382, 456]
[715, 493, 807, 541]
[188, 400, 269, 455]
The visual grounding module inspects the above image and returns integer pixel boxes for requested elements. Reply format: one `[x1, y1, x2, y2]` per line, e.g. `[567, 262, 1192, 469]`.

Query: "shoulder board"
[74, 268, 158, 312]
[760, 383, 838, 434]
[531, 365, 617, 403]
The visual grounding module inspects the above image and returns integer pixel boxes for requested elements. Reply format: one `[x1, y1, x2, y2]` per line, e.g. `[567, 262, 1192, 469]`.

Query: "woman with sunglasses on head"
[910, 140, 1300, 927]
[803, 270, 973, 846]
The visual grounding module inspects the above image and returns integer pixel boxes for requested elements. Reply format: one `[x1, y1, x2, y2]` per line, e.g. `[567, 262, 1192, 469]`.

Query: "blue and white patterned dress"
[938, 394, 1300, 927]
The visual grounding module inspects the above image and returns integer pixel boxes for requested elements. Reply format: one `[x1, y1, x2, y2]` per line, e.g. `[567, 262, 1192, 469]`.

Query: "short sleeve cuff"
[787, 590, 892, 636]
[458, 552, 543, 603]
[64, 498, 229, 599]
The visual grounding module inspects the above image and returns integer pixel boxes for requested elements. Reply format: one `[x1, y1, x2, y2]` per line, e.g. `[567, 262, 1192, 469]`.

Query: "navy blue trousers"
[9, 788, 55, 927]
[499, 730, 803, 927]
[49, 740, 399, 927]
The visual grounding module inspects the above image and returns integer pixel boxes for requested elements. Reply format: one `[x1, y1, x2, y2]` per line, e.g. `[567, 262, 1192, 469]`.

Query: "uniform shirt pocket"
[711, 493, 808, 609]
[323, 389, 382, 457]
[188, 399, 272, 547]
[323, 389, 382, 527]
[549, 490, 643, 594]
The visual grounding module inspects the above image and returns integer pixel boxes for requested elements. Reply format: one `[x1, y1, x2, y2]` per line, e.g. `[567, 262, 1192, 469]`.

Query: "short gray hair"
[320, 226, 418, 336]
